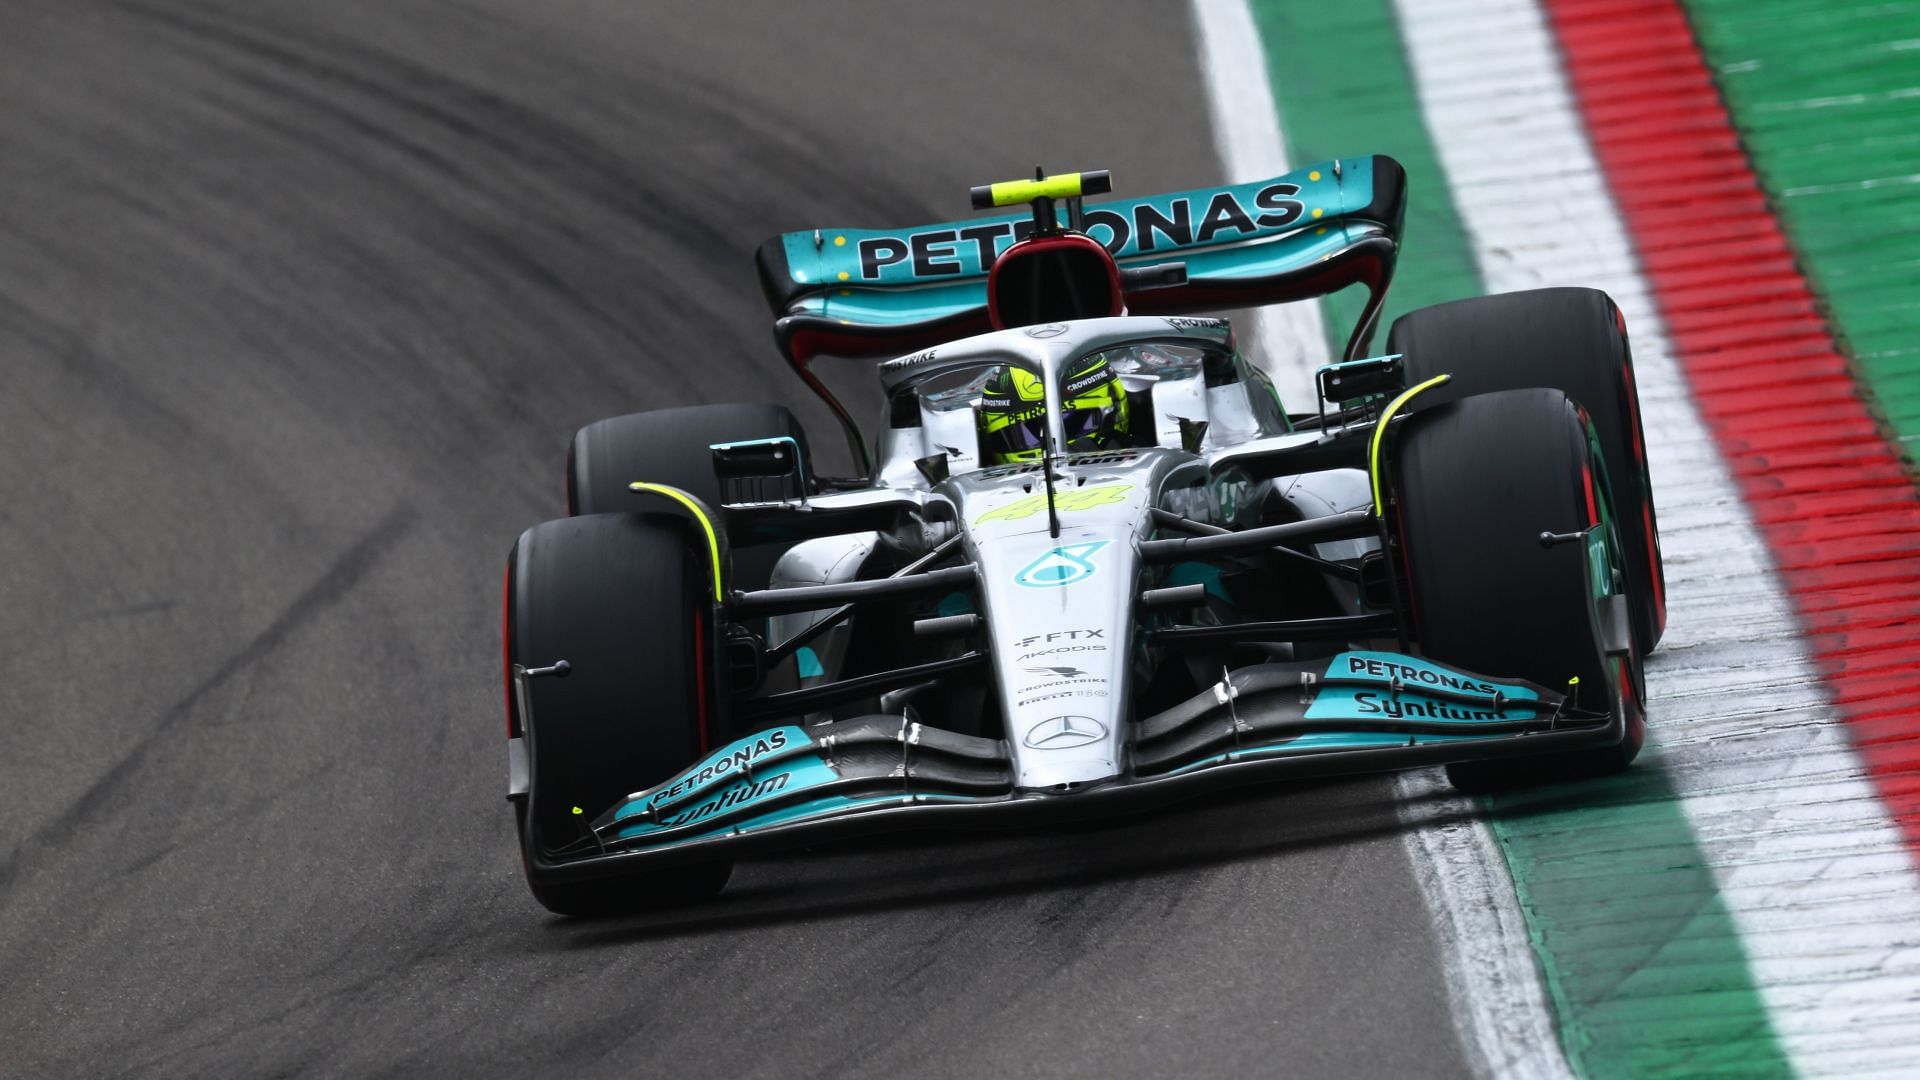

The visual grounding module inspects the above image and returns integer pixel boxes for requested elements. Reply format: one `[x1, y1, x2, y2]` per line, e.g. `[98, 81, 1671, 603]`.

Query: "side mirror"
[712, 437, 802, 479]
[1316, 353, 1405, 406]
[711, 437, 806, 505]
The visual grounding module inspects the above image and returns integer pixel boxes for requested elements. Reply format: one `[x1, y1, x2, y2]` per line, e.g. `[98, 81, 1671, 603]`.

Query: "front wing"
[523, 650, 1622, 883]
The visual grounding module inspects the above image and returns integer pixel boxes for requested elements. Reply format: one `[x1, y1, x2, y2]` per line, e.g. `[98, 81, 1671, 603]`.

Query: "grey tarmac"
[0, 2, 1471, 1076]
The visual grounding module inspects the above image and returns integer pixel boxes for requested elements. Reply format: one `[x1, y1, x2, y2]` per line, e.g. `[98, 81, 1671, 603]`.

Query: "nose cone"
[965, 481, 1148, 790]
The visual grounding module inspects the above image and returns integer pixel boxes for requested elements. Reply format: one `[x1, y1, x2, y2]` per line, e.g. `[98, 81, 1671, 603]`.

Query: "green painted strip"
[1246, 0, 1482, 354]
[1685, 0, 1920, 452]
[1490, 780, 1790, 1078]
[1249, 2, 1791, 1075]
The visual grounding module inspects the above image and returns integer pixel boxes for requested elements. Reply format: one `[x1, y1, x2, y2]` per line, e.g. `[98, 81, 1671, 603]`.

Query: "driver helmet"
[978, 355, 1132, 465]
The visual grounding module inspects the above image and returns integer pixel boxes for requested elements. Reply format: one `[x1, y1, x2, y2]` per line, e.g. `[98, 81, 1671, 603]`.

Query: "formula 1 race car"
[501, 159, 1667, 915]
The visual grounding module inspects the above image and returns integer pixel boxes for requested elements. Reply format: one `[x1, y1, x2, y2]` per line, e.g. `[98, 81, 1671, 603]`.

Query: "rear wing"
[755, 156, 1404, 474]
[757, 155, 1405, 368]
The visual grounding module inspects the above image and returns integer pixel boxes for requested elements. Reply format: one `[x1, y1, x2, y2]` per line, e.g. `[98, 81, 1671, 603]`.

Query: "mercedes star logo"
[1023, 714, 1108, 750]
[1024, 322, 1070, 338]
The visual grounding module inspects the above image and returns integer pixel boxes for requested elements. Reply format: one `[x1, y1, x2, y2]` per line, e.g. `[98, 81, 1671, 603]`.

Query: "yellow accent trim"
[973, 483, 1134, 525]
[1070, 382, 1119, 410]
[1309, 170, 1322, 181]
[833, 235, 846, 247]
[988, 172, 1085, 206]
[1311, 207, 1324, 219]
[837, 271, 850, 281]
[627, 482, 723, 596]
[1368, 374, 1452, 515]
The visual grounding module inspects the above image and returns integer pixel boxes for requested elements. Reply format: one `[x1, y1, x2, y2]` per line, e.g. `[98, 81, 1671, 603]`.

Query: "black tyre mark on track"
[2, 507, 413, 895]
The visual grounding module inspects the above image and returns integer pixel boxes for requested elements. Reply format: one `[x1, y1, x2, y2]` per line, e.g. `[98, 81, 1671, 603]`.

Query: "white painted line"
[1188, 0, 1328, 409]
[1188, 4, 1572, 1075]
[1394, 769, 1581, 1080]
[1394, 0, 1920, 1072]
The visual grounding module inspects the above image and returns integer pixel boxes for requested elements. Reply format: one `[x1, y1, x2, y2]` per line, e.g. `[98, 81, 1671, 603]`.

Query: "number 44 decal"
[974, 483, 1133, 526]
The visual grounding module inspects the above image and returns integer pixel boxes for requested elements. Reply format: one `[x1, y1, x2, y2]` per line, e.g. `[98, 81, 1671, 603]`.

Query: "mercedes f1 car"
[501, 159, 1667, 915]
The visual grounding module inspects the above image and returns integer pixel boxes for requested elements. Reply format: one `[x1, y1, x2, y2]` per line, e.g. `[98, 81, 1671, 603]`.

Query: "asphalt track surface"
[0, 3, 1473, 1076]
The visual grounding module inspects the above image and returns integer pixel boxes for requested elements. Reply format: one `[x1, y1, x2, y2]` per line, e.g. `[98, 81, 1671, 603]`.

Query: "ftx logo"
[1013, 629, 1105, 649]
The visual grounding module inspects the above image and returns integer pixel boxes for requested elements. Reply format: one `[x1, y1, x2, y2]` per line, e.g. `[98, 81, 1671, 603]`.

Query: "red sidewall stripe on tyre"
[1544, 0, 1920, 855]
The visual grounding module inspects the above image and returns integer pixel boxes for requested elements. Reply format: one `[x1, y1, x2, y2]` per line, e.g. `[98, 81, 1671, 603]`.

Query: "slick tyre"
[1392, 389, 1646, 792]
[1390, 287, 1665, 654]
[506, 512, 731, 916]
[568, 403, 810, 591]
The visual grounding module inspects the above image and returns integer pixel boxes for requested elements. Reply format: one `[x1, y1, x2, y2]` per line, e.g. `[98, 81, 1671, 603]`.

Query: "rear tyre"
[1392, 389, 1645, 792]
[568, 403, 810, 593]
[506, 513, 732, 916]
[1390, 287, 1665, 654]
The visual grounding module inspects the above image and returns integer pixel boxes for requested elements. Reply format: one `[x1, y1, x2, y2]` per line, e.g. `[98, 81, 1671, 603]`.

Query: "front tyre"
[506, 512, 732, 916]
[1392, 388, 1645, 792]
[1391, 287, 1665, 655]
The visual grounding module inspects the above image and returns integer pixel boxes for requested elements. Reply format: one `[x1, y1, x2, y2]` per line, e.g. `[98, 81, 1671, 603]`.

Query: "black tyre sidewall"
[568, 402, 811, 516]
[567, 402, 811, 591]
[1392, 388, 1644, 788]
[1389, 287, 1665, 653]
[507, 512, 729, 913]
